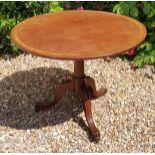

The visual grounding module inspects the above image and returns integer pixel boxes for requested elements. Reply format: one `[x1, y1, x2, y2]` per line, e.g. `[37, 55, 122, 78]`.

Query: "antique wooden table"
[11, 10, 146, 141]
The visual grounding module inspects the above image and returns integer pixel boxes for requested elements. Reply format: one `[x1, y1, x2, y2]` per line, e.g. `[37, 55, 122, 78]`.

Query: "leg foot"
[96, 88, 107, 97]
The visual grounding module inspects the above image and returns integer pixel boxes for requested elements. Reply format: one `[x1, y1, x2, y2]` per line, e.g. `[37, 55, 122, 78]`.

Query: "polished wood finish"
[11, 11, 146, 60]
[74, 60, 84, 77]
[36, 60, 107, 141]
[11, 11, 146, 142]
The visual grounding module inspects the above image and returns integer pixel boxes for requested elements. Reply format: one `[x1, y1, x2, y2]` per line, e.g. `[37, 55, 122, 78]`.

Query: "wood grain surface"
[11, 10, 147, 60]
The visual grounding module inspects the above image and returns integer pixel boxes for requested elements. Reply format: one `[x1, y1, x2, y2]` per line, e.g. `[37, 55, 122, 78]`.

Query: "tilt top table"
[11, 10, 146, 141]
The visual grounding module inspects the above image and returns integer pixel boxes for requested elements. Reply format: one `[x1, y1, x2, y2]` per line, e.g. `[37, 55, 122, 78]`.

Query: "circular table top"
[11, 10, 146, 60]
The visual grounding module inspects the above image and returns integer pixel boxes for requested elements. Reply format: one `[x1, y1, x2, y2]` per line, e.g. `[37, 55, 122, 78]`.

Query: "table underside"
[35, 60, 107, 142]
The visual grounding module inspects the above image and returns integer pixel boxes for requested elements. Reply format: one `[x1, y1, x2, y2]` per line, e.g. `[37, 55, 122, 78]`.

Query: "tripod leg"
[80, 82, 100, 141]
[35, 80, 74, 112]
[83, 99, 100, 141]
[85, 76, 107, 98]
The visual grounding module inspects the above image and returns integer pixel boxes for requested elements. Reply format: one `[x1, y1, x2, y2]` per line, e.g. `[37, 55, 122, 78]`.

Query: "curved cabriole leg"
[35, 80, 74, 112]
[85, 76, 107, 98]
[83, 99, 100, 141]
[80, 82, 100, 141]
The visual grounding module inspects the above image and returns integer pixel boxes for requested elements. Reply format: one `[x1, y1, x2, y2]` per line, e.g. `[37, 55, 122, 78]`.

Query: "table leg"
[35, 79, 74, 112]
[83, 99, 100, 141]
[35, 60, 107, 142]
[80, 81, 100, 141]
[85, 76, 107, 98]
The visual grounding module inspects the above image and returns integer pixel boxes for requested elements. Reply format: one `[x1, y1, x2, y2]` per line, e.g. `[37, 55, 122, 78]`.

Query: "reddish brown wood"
[36, 60, 106, 141]
[11, 11, 146, 142]
[74, 60, 84, 77]
[11, 11, 146, 60]
[80, 80, 100, 141]
[83, 99, 100, 141]
[35, 79, 74, 112]
[85, 76, 107, 98]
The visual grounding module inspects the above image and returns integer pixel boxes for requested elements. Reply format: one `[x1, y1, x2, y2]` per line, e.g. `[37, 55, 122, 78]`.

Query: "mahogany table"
[11, 10, 146, 141]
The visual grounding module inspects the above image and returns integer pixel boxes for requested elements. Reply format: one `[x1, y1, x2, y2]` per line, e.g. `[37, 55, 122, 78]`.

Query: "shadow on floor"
[0, 67, 84, 130]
